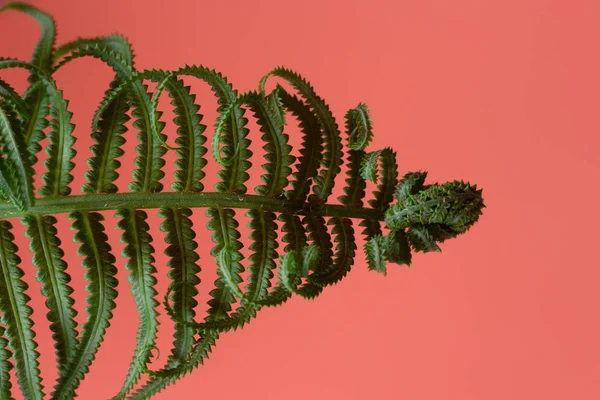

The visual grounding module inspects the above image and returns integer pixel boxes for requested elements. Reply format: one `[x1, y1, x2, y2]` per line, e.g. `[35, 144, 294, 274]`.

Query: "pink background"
[1, 0, 600, 399]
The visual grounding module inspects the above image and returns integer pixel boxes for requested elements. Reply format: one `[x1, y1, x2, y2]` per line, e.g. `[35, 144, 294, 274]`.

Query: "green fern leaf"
[260, 67, 342, 202]
[0, 326, 13, 400]
[345, 103, 373, 151]
[82, 84, 130, 194]
[0, 8, 487, 398]
[0, 103, 34, 210]
[385, 180, 485, 233]
[23, 215, 78, 373]
[309, 217, 355, 287]
[160, 207, 201, 364]
[53, 211, 118, 400]
[304, 214, 334, 280]
[0, 220, 44, 400]
[365, 235, 387, 275]
[114, 208, 160, 399]
[0, 2, 56, 77]
[395, 171, 428, 202]
[277, 88, 323, 202]
[206, 208, 245, 320]
[167, 78, 208, 192]
[239, 91, 294, 197]
[53, 34, 134, 67]
[383, 229, 412, 266]
[39, 85, 76, 197]
[244, 209, 278, 303]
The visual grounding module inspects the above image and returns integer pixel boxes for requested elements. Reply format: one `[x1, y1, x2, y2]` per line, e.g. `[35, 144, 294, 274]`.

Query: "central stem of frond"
[0, 192, 385, 221]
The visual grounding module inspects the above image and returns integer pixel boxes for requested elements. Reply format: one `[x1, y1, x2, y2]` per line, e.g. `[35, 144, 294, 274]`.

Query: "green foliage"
[0, 3, 486, 399]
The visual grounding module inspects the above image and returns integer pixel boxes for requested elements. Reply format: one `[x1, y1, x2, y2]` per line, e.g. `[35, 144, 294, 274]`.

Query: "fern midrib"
[0, 192, 384, 221]
[0, 229, 41, 400]
[34, 215, 76, 363]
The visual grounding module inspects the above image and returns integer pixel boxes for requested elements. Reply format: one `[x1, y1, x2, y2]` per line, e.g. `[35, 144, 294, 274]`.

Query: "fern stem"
[0, 192, 384, 221]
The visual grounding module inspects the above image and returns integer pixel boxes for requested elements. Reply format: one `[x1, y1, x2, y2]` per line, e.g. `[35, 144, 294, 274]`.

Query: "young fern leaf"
[0, 326, 13, 400]
[0, 221, 44, 400]
[0, 5, 487, 398]
[345, 103, 373, 151]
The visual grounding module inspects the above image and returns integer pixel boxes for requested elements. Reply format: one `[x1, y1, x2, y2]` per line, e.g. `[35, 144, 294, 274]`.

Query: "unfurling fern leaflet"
[0, 3, 486, 399]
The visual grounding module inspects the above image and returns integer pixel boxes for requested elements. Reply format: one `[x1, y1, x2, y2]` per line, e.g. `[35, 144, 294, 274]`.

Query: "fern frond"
[166, 78, 207, 192]
[0, 7, 487, 398]
[53, 211, 118, 399]
[244, 209, 278, 303]
[364, 235, 387, 275]
[160, 207, 200, 364]
[128, 81, 167, 193]
[206, 208, 245, 320]
[23, 215, 78, 373]
[82, 83, 130, 194]
[0, 103, 34, 210]
[0, 220, 44, 400]
[21, 86, 50, 166]
[39, 85, 76, 197]
[114, 208, 160, 399]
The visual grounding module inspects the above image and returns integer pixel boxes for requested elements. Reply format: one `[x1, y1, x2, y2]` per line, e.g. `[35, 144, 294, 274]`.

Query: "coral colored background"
[1, 0, 600, 399]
